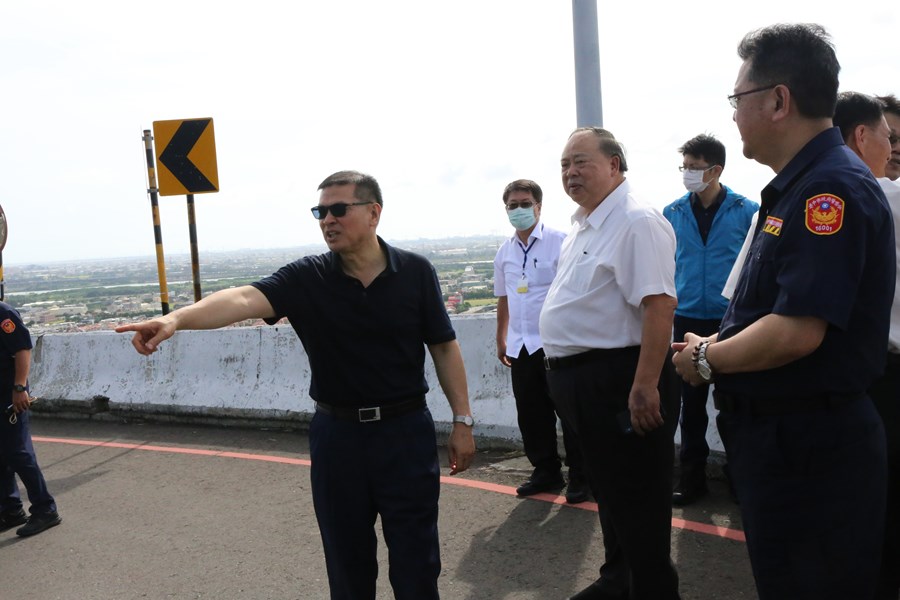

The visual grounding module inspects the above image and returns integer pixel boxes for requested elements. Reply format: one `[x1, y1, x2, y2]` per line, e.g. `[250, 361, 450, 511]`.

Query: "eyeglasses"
[678, 165, 714, 173]
[727, 84, 779, 109]
[310, 201, 373, 220]
[505, 201, 535, 210]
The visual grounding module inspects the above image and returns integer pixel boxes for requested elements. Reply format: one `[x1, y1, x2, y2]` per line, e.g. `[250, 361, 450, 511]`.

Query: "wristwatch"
[452, 415, 475, 427]
[12, 384, 26, 393]
[693, 341, 714, 383]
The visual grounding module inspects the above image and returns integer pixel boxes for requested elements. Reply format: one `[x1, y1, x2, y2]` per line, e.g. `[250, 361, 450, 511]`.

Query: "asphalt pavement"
[1, 418, 755, 600]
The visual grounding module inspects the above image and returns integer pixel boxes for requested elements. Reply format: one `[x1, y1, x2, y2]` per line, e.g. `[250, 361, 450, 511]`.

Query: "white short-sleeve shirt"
[880, 178, 900, 353]
[494, 222, 566, 356]
[539, 180, 677, 358]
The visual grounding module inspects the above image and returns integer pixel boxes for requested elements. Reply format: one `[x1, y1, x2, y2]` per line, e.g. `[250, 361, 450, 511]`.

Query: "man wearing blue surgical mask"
[494, 179, 588, 504]
[663, 134, 758, 506]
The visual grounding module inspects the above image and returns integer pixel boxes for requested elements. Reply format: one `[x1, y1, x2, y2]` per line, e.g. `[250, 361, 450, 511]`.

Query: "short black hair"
[833, 92, 885, 143]
[502, 179, 543, 204]
[317, 170, 383, 206]
[678, 134, 726, 169]
[569, 127, 629, 172]
[878, 94, 900, 119]
[738, 23, 840, 119]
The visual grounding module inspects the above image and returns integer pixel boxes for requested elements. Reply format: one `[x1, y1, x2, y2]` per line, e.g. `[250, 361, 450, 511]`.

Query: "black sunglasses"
[310, 201, 373, 220]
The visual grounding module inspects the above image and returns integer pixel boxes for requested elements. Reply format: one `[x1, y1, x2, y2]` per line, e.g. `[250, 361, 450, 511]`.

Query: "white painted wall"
[28, 315, 723, 452]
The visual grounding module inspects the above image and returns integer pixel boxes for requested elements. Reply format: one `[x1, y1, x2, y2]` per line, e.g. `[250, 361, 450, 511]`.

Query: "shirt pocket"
[743, 237, 778, 308]
[569, 253, 608, 294]
[533, 265, 556, 286]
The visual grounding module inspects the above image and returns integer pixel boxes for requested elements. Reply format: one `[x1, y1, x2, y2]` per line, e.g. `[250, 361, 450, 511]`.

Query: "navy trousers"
[720, 397, 886, 600]
[672, 315, 720, 469]
[868, 357, 900, 600]
[309, 407, 441, 600]
[0, 409, 56, 515]
[509, 347, 583, 478]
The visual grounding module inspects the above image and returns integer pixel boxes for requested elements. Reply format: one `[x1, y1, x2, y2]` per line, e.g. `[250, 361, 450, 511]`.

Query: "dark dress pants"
[672, 316, 720, 469]
[719, 397, 886, 600]
[869, 356, 900, 600]
[0, 409, 56, 515]
[546, 347, 681, 600]
[309, 408, 441, 600]
[509, 347, 583, 478]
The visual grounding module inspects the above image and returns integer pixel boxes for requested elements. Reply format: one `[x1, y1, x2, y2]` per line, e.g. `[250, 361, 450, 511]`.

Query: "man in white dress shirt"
[834, 91, 900, 600]
[494, 179, 587, 504]
[539, 128, 681, 600]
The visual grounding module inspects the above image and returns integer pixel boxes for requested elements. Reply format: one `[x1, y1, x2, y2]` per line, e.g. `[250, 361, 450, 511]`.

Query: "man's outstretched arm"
[115, 285, 276, 355]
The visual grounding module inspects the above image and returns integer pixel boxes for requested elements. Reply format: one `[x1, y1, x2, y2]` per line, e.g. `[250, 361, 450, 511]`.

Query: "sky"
[1, 1, 898, 265]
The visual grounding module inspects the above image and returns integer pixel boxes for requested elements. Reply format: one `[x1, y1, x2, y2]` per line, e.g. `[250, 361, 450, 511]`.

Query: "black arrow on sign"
[159, 119, 217, 193]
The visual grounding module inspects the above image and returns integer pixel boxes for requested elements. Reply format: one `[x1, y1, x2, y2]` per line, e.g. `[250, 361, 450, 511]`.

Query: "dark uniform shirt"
[717, 127, 895, 399]
[251, 237, 455, 408]
[0, 302, 32, 403]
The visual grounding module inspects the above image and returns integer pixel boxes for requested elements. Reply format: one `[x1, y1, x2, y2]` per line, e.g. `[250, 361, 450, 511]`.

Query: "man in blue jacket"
[663, 134, 758, 505]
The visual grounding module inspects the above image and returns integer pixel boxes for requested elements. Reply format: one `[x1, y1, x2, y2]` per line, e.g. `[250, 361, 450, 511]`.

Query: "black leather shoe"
[565, 474, 591, 504]
[516, 473, 565, 497]
[0, 508, 27, 532]
[672, 473, 708, 506]
[569, 579, 628, 600]
[16, 511, 61, 537]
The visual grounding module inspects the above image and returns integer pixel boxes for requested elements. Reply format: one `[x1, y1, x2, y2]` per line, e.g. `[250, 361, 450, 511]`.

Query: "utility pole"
[572, 0, 603, 127]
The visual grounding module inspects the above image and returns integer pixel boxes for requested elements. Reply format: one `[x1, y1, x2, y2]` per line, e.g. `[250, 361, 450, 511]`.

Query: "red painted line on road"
[32, 436, 311, 466]
[34, 436, 744, 542]
[441, 476, 746, 542]
[672, 517, 746, 542]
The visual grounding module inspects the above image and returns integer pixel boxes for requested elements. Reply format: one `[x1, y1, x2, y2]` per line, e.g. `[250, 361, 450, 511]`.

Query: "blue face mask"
[507, 207, 537, 231]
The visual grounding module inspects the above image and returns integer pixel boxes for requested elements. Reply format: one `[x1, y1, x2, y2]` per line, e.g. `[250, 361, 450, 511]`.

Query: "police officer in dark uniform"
[673, 24, 893, 600]
[0, 301, 61, 537]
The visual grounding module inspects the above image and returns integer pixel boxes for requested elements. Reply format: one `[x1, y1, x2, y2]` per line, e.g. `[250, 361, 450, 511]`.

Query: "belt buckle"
[358, 406, 381, 422]
[543, 356, 553, 371]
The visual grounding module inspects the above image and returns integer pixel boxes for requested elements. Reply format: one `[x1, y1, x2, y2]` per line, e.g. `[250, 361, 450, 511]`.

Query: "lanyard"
[516, 237, 537, 276]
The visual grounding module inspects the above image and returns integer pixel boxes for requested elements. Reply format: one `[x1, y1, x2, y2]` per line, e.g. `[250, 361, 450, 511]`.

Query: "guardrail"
[28, 315, 724, 453]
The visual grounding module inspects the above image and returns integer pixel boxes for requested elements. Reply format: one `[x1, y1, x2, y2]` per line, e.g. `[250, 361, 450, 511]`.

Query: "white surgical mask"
[507, 207, 537, 231]
[682, 167, 713, 193]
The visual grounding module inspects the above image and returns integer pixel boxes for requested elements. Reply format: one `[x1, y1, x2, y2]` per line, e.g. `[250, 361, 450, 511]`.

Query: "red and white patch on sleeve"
[805, 194, 844, 235]
[1, 319, 15, 334]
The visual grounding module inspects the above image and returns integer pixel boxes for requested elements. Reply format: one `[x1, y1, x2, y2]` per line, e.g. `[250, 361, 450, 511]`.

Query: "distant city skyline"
[2, 234, 507, 267]
[2, 2, 896, 264]
[6, 237, 501, 332]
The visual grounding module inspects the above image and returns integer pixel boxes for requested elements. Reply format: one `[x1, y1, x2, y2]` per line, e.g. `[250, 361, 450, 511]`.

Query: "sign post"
[152, 118, 219, 303]
[142, 130, 171, 315]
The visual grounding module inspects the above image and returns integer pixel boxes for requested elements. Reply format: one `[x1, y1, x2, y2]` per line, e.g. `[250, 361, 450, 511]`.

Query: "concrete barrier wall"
[28, 315, 723, 452]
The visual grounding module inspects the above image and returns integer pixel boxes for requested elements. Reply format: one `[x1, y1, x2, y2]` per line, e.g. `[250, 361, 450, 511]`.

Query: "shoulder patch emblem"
[805, 194, 844, 235]
[763, 216, 783, 236]
[1, 319, 15, 334]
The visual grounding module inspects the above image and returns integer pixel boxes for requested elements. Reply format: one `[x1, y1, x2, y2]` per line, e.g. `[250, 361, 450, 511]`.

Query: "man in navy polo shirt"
[672, 24, 893, 599]
[118, 170, 475, 600]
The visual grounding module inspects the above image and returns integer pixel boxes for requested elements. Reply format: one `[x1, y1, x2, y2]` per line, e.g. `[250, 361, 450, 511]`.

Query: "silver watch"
[694, 341, 714, 382]
[452, 415, 475, 427]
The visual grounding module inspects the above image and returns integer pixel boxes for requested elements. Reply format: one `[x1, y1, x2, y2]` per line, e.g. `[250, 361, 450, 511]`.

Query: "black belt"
[887, 352, 900, 367]
[544, 346, 638, 371]
[713, 390, 864, 417]
[315, 396, 426, 423]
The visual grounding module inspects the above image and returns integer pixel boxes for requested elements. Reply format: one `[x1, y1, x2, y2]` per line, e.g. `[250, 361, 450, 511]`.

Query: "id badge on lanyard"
[516, 237, 537, 294]
[516, 275, 528, 294]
